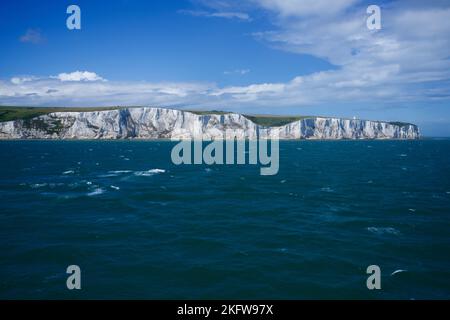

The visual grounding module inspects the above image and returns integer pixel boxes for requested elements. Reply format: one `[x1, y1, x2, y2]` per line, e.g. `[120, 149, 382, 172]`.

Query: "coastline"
[0, 106, 420, 140]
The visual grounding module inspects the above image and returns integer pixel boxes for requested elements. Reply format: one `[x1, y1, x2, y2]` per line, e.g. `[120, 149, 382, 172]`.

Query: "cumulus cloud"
[19, 29, 45, 44]
[54, 71, 105, 82]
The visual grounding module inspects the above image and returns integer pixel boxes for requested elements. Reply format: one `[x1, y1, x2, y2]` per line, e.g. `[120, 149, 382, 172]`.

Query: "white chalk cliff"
[0, 107, 420, 140]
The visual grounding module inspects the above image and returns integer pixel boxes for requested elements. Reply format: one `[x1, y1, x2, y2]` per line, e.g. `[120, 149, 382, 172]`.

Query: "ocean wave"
[97, 174, 119, 178]
[391, 269, 407, 276]
[68, 182, 80, 188]
[31, 182, 65, 189]
[48, 183, 66, 188]
[134, 169, 166, 176]
[30, 183, 48, 189]
[87, 188, 105, 196]
[58, 193, 81, 200]
[367, 227, 400, 236]
[108, 170, 132, 174]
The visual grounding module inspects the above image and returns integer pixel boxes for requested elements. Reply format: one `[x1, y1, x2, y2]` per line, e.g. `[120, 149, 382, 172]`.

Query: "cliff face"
[0, 107, 420, 140]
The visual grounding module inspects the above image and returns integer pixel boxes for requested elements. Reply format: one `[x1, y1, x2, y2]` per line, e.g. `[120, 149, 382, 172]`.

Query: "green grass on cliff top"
[0, 106, 124, 122]
[0, 106, 415, 128]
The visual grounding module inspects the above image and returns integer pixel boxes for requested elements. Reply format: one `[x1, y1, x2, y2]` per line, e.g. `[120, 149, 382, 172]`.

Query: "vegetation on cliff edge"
[0, 106, 415, 128]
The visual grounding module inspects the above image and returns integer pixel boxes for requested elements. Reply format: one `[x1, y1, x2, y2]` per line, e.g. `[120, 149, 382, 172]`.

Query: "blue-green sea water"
[0, 140, 449, 299]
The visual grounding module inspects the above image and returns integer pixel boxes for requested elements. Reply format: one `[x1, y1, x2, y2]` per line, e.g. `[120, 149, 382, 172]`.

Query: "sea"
[0, 139, 449, 299]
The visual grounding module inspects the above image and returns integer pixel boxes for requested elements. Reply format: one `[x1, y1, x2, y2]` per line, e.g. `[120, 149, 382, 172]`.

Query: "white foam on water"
[280, 180, 286, 184]
[87, 188, 105, 196]
[30, 183, 48, 189]
[399, 154, 408, 157]
[391, 269, 407, 276]
[134, 169, 166, 176]
[98, 174, 119, 178]
[367, 227, 400, 236]
[62, 170, 74, 175]
[110, 185, 120, 190]
[408, 208, 416, 213]
[109, 170, 132, 174]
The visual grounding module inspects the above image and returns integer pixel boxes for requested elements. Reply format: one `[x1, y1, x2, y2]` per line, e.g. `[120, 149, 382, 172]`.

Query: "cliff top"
[0, 106, 416, 128]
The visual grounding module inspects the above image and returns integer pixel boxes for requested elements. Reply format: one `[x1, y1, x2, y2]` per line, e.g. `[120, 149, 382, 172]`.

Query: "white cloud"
[212, 82, 284, 96]
[19, 29, 45, 44]
[55, 71, 105, 82]
[178, 9, 251, 21]
[2, 1, 450, 113]
[223, 69, 250, 75]
[245, 0, 450, 102]
[10, 76, 37, 85]
[254, 0, 359, 17]
[0, 76, 216, 107]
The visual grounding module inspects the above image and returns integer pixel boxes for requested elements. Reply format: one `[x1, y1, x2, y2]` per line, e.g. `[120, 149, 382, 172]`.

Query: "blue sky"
[1, 0, 450, 136]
